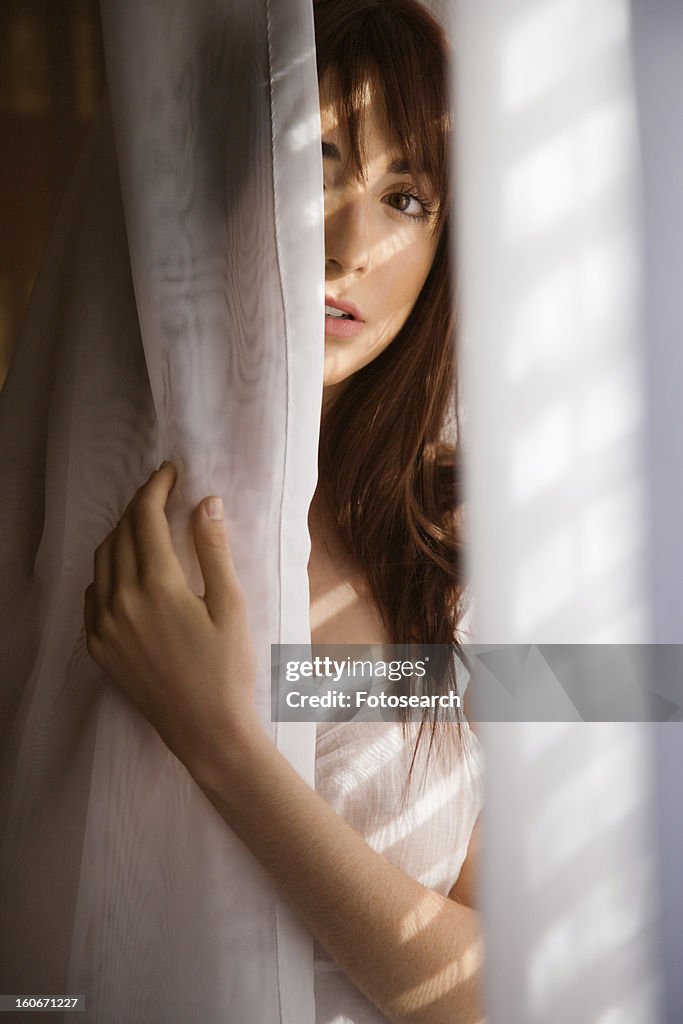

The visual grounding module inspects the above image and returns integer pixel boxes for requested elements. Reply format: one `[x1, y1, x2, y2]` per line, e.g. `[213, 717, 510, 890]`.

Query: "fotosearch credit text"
[285, 689, 461, 710]
[271, 644, 464, 723]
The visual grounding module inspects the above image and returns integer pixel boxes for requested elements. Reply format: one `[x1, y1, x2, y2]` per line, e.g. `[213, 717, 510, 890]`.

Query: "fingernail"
[205, 497, 224, 521]
[159, 460, 171, 470]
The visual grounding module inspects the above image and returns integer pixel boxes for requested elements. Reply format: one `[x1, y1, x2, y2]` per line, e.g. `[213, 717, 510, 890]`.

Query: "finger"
[192, 496, 242, 622]
[130, 461, 181, 580]
[93, 534, 114, 610]
[111, 513, 139, 589]
[113, 460, 169, 575]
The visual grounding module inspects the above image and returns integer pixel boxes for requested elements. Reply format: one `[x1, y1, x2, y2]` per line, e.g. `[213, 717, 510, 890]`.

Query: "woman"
[84, 1, 486, 1022]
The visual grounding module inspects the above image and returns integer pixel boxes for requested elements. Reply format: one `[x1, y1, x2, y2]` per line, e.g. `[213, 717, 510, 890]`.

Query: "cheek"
[383, 238, 437, 316]
[322, 233, 439, 387]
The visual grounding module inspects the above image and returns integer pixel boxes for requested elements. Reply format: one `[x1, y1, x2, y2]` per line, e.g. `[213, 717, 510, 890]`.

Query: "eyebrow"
[387, 157, 410, 175]
[322, 141, 342, 161]
[322, 140, 412, 176]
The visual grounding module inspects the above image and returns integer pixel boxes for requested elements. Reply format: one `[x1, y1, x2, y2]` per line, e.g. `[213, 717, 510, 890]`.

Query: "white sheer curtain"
[3, 1, 677, 1022]
[452, 0, 664, 1021]
[0, 1, 323, 1021]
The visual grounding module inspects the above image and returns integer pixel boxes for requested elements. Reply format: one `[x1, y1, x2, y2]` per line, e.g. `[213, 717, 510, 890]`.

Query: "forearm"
[83, 466, 485, 1020]
[191, 717, 486, 1024]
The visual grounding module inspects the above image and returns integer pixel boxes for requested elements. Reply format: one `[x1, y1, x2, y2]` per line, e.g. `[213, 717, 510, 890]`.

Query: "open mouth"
[324, 296, 364, 337]
[325, 304, 355, 320]
[323, 301, 364, 338]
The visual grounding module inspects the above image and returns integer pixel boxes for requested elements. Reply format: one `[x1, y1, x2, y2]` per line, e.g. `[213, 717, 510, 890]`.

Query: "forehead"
[319, 73, 385, 133]
[319, 72, 411, 171]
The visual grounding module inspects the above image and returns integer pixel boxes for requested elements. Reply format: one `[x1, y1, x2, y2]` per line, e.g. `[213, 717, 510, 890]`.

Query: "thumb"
[193, 497, 241, 621]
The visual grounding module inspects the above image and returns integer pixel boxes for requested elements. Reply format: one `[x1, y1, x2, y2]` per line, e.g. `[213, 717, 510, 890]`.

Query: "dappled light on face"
[319, 63, 442, 386]
[318, 73, 374, 166]
[320, 72, 375, 119]
[322, 167, 439, 385]
[325, 198, 431, 275]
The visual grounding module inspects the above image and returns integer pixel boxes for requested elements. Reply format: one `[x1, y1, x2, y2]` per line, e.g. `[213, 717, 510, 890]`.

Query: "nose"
[324, 193, 370, 279]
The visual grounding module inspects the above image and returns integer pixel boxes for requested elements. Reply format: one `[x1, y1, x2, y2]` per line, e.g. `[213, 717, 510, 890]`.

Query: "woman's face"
[320, 77, 440, 392]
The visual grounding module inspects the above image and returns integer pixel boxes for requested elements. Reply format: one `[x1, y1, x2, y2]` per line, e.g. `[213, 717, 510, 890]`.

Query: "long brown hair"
[313, 0, 471, 772]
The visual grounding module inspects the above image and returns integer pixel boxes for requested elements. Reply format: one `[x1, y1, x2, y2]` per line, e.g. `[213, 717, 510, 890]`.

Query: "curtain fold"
[630, 2, 683, 1019]
[452, 1, 662, 1021]
[0, 1, 323, 1021]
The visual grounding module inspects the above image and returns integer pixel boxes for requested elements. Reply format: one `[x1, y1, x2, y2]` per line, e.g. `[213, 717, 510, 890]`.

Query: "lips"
[324, 316, 364, 339]
[324, 295, 364, 322]
[324, 295, 365, 339]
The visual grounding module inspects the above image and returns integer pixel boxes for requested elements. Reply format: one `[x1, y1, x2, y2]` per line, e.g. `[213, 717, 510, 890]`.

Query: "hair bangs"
[314, 0, 452, 225]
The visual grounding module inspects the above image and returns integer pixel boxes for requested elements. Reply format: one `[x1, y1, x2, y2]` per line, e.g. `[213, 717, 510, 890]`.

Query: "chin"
[322, 350, 356, 389]
[322, 376, 352, 397]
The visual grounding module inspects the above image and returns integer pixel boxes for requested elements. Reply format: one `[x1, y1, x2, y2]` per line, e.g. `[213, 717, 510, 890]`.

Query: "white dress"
[313, 719, 485, 1024]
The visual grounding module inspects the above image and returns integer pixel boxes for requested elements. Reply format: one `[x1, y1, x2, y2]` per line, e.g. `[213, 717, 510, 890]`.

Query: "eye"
[384, 190, 435, 221]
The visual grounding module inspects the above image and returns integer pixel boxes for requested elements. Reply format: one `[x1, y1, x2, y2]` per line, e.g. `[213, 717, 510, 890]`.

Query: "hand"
[84, 462, 259, 774]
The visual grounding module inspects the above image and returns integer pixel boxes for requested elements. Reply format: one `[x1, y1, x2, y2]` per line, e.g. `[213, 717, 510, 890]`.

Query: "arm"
[84, 463, 486, 1024]
[195, 721, 485, 1024]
